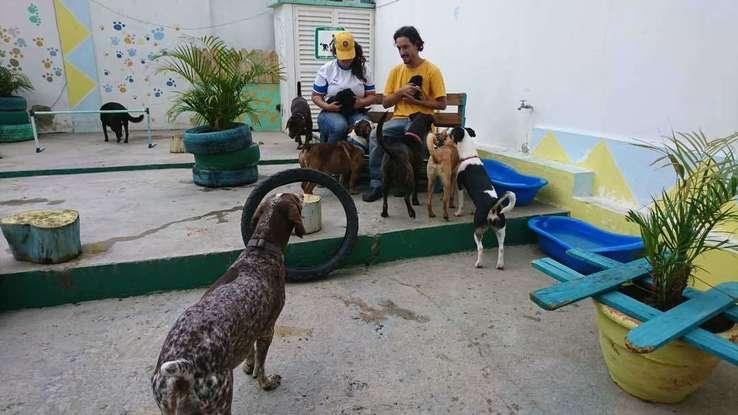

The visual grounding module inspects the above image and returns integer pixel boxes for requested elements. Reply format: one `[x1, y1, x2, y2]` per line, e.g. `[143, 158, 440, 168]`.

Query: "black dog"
[100, 102, 144, 143]
[286, 81, 313, 149]
[408, 75, 423, 99]
[377, 112, 435, 218]
[326, 88, 357, 119]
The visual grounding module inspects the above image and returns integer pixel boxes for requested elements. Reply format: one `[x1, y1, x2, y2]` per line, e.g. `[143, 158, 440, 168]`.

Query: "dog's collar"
[246, 238, 284, 257]
[460, 155, 480, 162]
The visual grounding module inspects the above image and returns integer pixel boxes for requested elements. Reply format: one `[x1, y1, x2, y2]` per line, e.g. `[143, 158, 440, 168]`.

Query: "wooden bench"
[367, 92, 467, 128]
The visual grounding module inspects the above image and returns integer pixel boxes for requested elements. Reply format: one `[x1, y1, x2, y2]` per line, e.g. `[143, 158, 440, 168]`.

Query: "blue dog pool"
[481, 159, 547, 206]
[528, 216, 644, 274]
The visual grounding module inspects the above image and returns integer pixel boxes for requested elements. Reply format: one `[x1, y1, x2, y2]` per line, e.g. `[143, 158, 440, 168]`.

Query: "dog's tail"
[497, 191, 517, 215]
[426, 132, 442, 163]
[128, 113, 144, 123]
[160, 359, 195, 380]
[296, 81, 302, 97]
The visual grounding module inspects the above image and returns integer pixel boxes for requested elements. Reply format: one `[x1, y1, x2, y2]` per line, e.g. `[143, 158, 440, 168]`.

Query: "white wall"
[89, 0, 275, 129]
[375, 0, 738, 150]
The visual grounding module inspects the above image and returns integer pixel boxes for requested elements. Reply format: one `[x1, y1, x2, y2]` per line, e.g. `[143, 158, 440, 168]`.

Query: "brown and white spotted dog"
[151, 193, 305, 415]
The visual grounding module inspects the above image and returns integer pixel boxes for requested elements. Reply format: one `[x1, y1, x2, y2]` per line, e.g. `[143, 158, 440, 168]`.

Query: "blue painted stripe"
[74, 86, 101, 111]
[61, 0, 93, 27]
[365, 84, 375, 91]
[312, 83, 327, 94]
[66, 38, 98, 81]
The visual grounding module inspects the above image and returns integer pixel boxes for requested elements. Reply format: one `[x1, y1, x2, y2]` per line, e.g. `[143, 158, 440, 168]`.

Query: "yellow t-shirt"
[384, 60, 446, 118]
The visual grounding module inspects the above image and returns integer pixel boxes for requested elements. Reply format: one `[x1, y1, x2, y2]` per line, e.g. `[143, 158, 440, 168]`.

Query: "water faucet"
[517, 99, 533, 111]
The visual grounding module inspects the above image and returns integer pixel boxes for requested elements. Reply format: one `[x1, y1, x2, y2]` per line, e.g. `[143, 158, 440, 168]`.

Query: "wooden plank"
[567, 249, 738, 323]
[530, 258, 651, 310]
[446, 93, 465, 106]
[433, 113, 462, 127]
[625, 286, 738, 353]
[531, 258, 738, 365]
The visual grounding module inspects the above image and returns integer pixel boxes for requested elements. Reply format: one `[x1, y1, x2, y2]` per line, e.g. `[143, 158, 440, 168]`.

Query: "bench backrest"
[367, 92, 467, 128]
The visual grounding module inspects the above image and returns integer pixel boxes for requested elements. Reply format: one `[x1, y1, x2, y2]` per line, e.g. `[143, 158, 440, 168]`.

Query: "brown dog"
[298, 141, 365, 194]
[426, 129, 460, 220]
[151, 193, 304, 414]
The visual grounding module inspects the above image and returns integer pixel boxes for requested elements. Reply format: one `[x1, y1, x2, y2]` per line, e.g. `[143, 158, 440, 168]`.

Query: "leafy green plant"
[626, 131, 738, 310]
[0, 66, 34, 97]
[157, 36, 281, 131]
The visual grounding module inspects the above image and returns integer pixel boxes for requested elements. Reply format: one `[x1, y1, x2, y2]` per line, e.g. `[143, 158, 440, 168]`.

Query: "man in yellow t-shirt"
[363, 26, 447, 202]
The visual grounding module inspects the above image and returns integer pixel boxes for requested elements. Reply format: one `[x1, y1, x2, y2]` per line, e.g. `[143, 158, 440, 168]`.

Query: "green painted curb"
[0, 212, 567, 311]
[0, 159, 299, 179]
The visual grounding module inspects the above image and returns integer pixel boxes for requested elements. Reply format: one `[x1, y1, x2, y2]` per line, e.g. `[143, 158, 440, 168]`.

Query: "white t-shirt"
[312, 60, 375, 100]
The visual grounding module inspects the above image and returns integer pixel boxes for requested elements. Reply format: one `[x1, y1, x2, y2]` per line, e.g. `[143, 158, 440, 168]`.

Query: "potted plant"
[0, 66, 35, 142]
[157, 36, 281, 187]
[595, 131, 738, 403]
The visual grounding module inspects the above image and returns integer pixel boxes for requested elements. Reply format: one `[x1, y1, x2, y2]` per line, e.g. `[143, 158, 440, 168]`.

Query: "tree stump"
[300, 194, 322, 235]
[0, 209, 81, 264]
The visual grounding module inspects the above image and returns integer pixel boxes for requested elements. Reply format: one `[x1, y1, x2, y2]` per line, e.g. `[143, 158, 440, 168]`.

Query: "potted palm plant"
[594, 131, 738, 403]
[157, 36, 281, 187]
[0, 66, 34, 142]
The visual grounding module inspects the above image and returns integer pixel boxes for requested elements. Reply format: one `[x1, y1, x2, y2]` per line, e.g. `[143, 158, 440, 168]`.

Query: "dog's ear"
[465, 128, 476, 137]
[250, 195, 274, 229]
[286, 197, 305, 238]
[450, 127, 465, 143]
[286, 118, 292, 129]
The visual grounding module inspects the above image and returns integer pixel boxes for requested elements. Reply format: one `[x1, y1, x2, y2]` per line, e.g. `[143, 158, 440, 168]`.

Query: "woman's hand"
[353, 95, 376, 109]
[324, 102, 342, 112]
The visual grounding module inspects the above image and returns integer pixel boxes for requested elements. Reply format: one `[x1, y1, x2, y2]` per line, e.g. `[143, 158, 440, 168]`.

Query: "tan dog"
[426, 129, 460, 220]
[298, 142, 365, 194]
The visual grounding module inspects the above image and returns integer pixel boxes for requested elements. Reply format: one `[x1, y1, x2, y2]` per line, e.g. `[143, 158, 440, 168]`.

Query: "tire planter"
[0, 96, 27, 112]
[0, 123, 34, 142]
[184, 123, 258, 187]
[0, 110, 29, 125]
[183, 123, 252, 154]
[194, 143, 260, 170]
[193, 165, 259, 187]
[241, 168, 359, 282]
[594, 301, 738, 403]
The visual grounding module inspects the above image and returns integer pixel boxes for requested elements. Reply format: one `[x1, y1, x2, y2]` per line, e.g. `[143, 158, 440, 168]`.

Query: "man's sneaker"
[362, 187, 382, 202]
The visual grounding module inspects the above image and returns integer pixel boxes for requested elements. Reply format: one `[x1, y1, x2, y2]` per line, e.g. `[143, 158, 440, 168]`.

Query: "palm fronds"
[626, 131, 738, 310]
[0, 66, 34, 97]
[156, 36, 282, 131]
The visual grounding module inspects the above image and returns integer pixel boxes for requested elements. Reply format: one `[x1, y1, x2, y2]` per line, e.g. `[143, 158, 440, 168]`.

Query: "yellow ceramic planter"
[594, 300, 738, 403]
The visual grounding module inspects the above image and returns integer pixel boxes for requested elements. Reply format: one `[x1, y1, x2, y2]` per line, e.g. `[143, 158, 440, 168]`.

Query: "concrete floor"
[0, 165, 564, 273]
[0, 130, 299, 173]
[0, 248, 736, 415]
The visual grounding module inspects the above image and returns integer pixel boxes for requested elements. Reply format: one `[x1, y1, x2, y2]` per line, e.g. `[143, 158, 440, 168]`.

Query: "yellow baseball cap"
[334, 32, 355, 60]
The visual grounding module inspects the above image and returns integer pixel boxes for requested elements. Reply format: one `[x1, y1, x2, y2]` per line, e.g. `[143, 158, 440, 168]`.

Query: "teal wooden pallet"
[530, 248, 738, 365]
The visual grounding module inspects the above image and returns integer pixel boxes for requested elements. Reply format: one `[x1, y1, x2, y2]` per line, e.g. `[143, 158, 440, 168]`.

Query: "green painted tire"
[192, 165, 259, 187]
[194, 143, 260, 170]
[183, 123, 252, 155]
[0, 123, 34, 142]
[0, 96, 27, 112]
[0, 110, 29, 125]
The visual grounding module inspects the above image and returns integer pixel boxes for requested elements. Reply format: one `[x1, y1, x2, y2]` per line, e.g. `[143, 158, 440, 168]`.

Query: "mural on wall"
[54, 0, 102, 132]
[0, 0, 71, 131]
[529, 128, 677, 209]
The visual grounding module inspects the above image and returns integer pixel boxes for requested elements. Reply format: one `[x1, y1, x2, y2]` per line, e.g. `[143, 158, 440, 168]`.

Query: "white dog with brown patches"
[451, 127, 516, 269]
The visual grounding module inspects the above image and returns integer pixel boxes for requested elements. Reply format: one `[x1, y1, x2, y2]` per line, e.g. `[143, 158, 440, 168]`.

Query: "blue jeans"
[317, 111, 369, 144]
[368, 117, 411, 189]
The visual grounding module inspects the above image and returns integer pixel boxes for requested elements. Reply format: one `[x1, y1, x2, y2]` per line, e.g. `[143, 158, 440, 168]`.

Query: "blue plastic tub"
[528, 216, 644, 274]
[481, 159, 548, 205]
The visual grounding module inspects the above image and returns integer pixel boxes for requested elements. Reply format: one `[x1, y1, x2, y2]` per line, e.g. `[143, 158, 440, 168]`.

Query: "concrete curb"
[0, 159, 300, 179]
[0, 212, 566, 311]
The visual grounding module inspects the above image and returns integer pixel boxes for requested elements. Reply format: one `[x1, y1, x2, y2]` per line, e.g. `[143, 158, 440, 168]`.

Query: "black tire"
[192, 165, 259, 187]
[183, 123, 252, 155]
[0, 110, 29, 125]
[194, 143, 260, 170]
[0, 123, 34, 142]
[241, 168, 359, 282]
[0, 96, 27, 112]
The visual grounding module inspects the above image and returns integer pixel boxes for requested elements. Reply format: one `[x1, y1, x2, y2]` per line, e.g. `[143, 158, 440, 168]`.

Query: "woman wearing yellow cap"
[311, 31, 377, 147]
